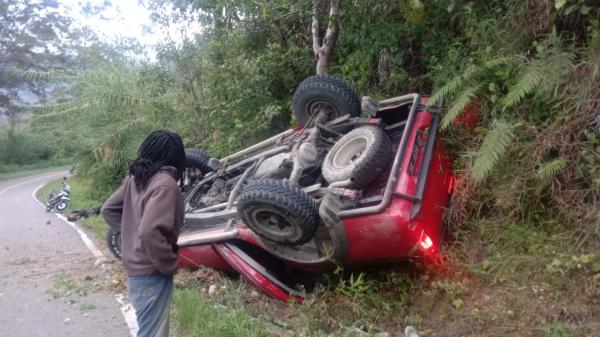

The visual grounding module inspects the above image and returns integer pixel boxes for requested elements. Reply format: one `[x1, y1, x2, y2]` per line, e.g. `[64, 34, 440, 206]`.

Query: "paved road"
[0, 171, 131, 337]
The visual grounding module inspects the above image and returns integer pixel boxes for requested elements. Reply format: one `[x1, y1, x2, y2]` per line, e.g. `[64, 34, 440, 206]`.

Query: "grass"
[0, 164, 71, 181]
[0, 159, 72, 180]
[47, 273, 92, 299]
[170, 214, 599, 337]
[79, 302, 97, 311]
[173, 285, 270, 337]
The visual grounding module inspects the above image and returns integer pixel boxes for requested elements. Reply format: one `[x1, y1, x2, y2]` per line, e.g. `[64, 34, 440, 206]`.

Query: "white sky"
[57, 0, 201, 59]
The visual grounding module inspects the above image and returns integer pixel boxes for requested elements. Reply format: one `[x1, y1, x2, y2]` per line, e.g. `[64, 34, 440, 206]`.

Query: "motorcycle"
[46, 177, 71, 213]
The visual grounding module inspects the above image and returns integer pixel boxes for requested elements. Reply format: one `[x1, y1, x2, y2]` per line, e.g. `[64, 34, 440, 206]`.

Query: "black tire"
[322, 125, 393, 188]
[185, 148, 213, 174]
[184, 148, 214, 192]
[292, 75, 361, 125]
[238, 179, 319, 246]
[107, 231, 122, 260]
[54, 200, 69, 213]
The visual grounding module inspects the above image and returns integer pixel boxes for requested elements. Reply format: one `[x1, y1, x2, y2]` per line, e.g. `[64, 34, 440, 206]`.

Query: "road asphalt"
[0, 171, 131, 337]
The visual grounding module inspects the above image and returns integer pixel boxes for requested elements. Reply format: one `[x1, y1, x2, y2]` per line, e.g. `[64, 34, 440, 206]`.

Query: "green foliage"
[501, 63, 544, 111]
[537, 158, 567, 183]
[471, 119, 514, 183]
[173, 287, 269, 337]
[429, 64, 484, 107]
[335, 272, 372, 301]
[441, 85, 479, 129]
[0, 127, 57, 166]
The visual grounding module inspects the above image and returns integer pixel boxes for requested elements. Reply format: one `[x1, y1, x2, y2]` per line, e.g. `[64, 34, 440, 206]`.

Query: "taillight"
[420, 234, 433, 250]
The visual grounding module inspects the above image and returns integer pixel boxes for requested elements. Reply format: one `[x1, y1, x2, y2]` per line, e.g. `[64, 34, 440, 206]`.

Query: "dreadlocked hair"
[129, 129, 186, 191]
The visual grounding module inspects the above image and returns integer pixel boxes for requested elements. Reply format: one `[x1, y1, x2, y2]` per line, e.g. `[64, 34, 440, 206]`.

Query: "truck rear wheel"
[238, 179, 319, 246]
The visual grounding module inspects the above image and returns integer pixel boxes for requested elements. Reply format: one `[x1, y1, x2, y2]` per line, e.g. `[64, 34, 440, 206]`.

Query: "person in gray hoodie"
[101, 129, 185, 337]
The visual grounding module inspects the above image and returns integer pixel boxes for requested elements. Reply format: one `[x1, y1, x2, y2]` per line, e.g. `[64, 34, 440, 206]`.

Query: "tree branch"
[312, 0, 321, 57]
[316, 0, 341, 74]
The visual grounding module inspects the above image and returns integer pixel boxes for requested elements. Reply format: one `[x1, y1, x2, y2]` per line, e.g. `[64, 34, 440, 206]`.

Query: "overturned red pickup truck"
[109, 75, 454, 301]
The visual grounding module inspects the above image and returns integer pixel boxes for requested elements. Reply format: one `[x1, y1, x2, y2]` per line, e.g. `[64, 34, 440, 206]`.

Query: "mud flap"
[213, 242, 305, 302]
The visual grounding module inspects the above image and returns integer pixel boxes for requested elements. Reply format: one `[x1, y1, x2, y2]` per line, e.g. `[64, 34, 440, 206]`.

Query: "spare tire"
[238, 179, 319, 246]
[292, 75, 361, 125]
[322, 125, 393, 188]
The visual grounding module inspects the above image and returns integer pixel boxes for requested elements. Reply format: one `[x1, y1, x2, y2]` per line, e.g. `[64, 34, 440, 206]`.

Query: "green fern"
[482, 55, 519, 69]
[471, 119, 515, 182]
[537, 158, 567, 182]
[428, 64, 482, 106]
[441, 85, 480, 129]
[501, 63, 544, 110]
[428, 56, 517, 107]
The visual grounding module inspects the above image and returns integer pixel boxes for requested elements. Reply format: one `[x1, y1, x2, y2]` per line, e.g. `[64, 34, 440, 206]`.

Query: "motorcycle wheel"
[54, 201, 69, 213]
[106, 231, 122, 260]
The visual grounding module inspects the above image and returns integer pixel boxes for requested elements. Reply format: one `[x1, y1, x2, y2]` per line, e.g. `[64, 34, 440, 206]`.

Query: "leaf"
[428, 64, 482, 107]
[555, 0, 567, 9]
[452, 298, 464, 310]
[441, 85, 479, 129]
[580, 5, 591, 15]
[471, 120, 515, 183]
[501, 65, 544, 111]
[537, 158, 567, 181]
[565, 4, 578, 15]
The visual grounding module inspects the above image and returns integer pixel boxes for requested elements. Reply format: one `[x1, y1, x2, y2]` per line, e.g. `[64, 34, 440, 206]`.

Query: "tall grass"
[173, 287, 269, 337]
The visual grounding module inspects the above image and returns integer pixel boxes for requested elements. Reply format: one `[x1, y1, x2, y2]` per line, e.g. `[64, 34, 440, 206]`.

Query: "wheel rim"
[332, 136, 369, 169]
[250, 208, 297, 239]
[306, 99, 340, 121]
[56, 202, 67, 211]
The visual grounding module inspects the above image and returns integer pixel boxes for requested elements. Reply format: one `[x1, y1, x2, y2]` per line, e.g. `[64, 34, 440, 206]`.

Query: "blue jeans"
[128, 274, 173, 337]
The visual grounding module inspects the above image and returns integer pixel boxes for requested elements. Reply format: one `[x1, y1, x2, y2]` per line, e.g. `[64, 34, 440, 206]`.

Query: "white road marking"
[31, 180, 138, 337]
[116, 294, 139, 336]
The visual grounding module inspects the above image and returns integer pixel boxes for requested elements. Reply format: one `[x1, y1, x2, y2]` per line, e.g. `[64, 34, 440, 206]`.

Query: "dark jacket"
[101, 166, 184, 276]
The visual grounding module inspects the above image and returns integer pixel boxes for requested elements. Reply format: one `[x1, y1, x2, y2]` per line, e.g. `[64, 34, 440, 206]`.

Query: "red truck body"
[177, 96, 453, 301]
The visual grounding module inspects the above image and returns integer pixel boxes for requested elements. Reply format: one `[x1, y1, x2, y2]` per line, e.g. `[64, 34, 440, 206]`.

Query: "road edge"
[32, 179, 138, 337]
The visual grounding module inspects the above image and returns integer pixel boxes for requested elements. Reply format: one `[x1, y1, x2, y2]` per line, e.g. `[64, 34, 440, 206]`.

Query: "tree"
[311, 0, 341, 74]
[0, 0, 77, 124]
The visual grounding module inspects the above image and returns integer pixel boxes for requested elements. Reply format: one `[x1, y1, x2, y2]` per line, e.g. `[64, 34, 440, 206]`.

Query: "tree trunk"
[312, 0, 341, 75]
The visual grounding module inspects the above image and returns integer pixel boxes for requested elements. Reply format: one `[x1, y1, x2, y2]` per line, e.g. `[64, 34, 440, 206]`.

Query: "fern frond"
[441, 85, 480, 129]
[28, 102, 84, 117]
[11, 67, 76, 81]
[471, 120, 515, 183]
[501, 64, 544, 110]
[428, 64, 482, 106]
[537, 158, 566, 181]
[482, 56, 519, 69]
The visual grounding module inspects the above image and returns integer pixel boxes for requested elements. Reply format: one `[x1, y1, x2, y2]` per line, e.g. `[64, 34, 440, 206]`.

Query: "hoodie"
[101, 166, 184, 276]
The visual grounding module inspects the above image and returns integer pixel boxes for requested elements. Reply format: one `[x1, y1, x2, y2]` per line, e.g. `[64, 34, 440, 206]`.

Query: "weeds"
[79, 302, 96, 311]
[173, 286, 270, 337]
[46, 273, 91, 299]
